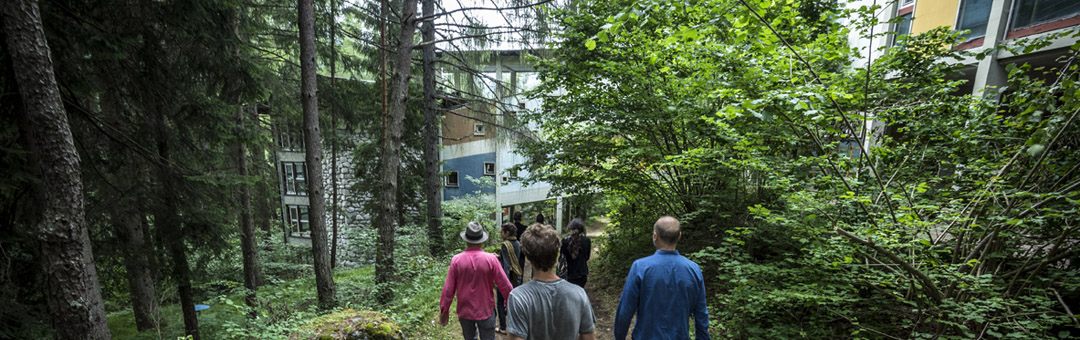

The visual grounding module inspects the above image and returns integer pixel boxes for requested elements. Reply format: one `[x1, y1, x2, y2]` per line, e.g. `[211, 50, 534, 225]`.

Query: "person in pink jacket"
[439, 221, 514, 340]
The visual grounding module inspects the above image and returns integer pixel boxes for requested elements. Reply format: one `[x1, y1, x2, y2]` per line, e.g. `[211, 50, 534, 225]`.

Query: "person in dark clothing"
[495, 223, 523, 335]
[512, 211, 531, 281]
[513, 211, 528, 241]
[560, 218, 591, 288]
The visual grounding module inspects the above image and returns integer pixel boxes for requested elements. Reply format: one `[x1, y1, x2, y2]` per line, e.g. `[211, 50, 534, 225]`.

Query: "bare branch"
[738, 0, 899, 224]
[417, 0, 555, 22]
[415, 29, 537, 49]
[1052, 288, 1080, 328]
[435, 22, 541, 32]
[835, 227, 945, 303]
[439, 107, 535, 141]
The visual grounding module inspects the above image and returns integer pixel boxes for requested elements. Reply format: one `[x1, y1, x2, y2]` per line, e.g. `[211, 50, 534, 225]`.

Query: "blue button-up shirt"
[614, 250, 710, 340]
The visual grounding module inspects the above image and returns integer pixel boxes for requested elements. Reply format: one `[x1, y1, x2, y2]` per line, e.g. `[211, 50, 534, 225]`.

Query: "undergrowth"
[107, 254, 463, 340]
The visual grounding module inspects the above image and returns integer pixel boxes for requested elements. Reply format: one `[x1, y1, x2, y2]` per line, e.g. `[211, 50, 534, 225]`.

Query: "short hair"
[536, 213, 545, 224]
[521, 223, 559, 271]
[513, 211, 523, 222]
[501, 222, 517, 235]
[653, 216, 681, 245]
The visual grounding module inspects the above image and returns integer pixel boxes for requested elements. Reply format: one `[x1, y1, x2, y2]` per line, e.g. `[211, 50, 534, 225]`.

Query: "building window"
[1010, 0, 1080, 30]
[278, 130, 305, 151]
[957, 0, 993, 39]
[473, 123, 486, 136]
[901, 0, 915, 6]
[286, 205, 310, 237]
[893, 12, 913, 45]
[483, 162, 496, 176]
[282, 162, 307, 196]
[446, 171, 460, 187]
[838, 141, 862, 158]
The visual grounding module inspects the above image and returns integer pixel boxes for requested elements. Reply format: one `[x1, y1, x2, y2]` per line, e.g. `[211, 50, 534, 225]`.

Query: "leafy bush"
[441, 176, 500, 252]
[521, 0, 1080, 338]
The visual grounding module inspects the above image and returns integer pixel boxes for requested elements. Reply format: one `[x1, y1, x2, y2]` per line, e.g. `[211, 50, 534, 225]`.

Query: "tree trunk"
[375, 0, 419, 303]
[116, 209, 160, 331]
[101, 82, 161, 332]
[152, 115, 200, 339]
[168, 235, 199, 340]
[250, 106, 273, 236]
[330, 0, 339, 269]
[249, 106, 269, 287]
[235, 106, 261, 310]
[141, 215, 161, 283]
[0, 0, 111, 338]
[421, 0, 443, 257]
[299, 0, 336, 309]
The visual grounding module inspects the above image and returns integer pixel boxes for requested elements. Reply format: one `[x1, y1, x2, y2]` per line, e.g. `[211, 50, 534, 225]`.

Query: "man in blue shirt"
[614, 216, 710, 340]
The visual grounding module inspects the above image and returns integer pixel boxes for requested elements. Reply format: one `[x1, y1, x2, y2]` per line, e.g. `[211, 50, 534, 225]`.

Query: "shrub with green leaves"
[519, 0, 1080, 338]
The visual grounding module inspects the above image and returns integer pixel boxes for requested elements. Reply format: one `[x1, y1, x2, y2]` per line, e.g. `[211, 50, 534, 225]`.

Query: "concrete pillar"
[556, 196, 564, 235]
[494, 143, 503, 227]
[494, 56, 503, 227]
[971, 0, 1014, 96]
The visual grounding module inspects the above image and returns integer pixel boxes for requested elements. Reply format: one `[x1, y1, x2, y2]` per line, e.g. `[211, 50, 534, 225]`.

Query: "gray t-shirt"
[507, 278, 595, 340]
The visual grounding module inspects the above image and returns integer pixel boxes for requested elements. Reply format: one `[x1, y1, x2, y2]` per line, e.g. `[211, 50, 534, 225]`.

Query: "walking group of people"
[439, 213, 710, 340]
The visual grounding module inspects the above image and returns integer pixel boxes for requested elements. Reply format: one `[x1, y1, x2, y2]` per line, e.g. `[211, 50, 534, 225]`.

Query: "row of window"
[894, 0, 1080, 42]
[282, 161, 513, 193]
[443, 163, 519, 188]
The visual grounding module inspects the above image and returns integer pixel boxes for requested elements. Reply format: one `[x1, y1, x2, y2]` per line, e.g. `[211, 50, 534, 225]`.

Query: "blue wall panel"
[444, 152, 496, 201]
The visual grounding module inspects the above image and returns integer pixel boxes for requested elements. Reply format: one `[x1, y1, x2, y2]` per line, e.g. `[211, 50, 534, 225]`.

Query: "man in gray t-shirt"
[507, 224, 595, 340]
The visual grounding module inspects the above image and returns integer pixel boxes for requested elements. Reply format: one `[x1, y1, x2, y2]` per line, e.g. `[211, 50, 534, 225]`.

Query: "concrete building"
[844, 0, 1080, 154]
[849, 0, 1079, 95]
[272, 118, 370, 249]
[439, 50, 570, 232]
[270, 50, 570, 251]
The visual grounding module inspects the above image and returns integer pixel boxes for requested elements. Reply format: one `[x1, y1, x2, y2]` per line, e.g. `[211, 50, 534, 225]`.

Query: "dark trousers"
[494, 280, 519, 330]
[567, 276, 587, 289]
[459, 312, 495, 340]
[496, 288, 508, 330]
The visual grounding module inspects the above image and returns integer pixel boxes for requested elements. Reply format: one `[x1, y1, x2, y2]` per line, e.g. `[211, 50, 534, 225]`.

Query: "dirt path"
[584, 217, 620, 340]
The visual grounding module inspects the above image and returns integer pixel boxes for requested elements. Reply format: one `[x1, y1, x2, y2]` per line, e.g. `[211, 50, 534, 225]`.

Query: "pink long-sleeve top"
[440, 247, 514, 320]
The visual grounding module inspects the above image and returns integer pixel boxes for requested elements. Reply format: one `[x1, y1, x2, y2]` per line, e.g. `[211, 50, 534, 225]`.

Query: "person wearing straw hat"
[439, 221, 515, 340]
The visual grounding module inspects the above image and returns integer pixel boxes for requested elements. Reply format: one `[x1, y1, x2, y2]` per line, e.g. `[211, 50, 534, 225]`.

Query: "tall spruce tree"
[374, 0, 420, 303]
[299, 0, 336, 309]
[421, 0, 443, 257]
[0, 0, 111, 338]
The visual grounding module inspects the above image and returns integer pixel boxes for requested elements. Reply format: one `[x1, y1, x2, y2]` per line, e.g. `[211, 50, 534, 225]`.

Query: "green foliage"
[441, 176, 501, 251]
[522, 0, 1080, 338]
[106, 253, 459, 340]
